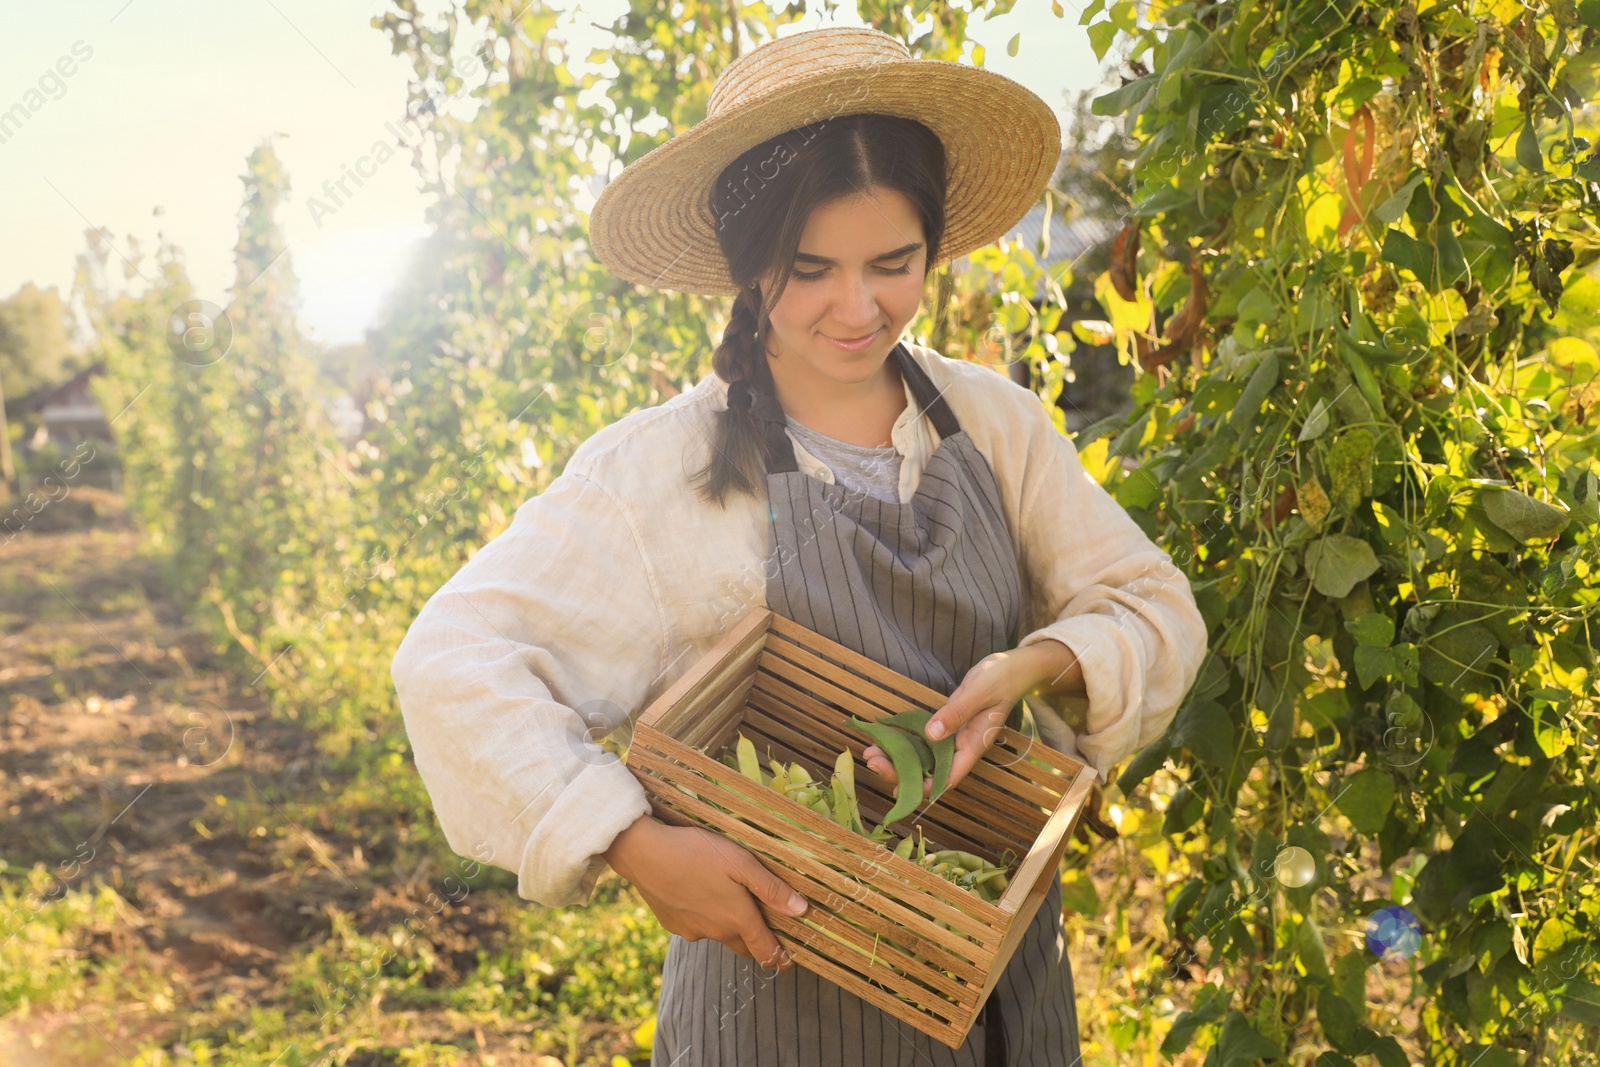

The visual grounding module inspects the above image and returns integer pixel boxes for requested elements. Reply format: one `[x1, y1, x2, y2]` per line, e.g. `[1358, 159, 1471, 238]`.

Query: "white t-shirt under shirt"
[784, 415, 903, 503]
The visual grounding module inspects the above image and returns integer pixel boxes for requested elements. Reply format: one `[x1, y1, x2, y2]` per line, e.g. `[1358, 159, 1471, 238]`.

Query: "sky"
[0, 0, 1108, 347]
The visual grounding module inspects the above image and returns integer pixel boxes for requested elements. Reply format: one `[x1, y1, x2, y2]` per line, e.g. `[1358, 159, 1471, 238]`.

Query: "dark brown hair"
[689, 112, 948, 508]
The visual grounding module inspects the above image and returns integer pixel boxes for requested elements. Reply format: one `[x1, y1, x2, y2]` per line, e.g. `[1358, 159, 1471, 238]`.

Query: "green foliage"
[1088, 0, 1600, 1062]
[0, 281, 81, 404]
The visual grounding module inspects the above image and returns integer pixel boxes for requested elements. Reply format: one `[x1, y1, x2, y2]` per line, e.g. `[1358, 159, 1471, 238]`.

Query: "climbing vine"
[1083, 0, 1600, 1062]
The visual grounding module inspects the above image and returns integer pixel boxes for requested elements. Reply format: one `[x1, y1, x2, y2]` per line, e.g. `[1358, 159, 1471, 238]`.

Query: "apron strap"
[890, 341, 962, 441]
[983, 993, 1008, 1066]
[746, 341, 962, 476]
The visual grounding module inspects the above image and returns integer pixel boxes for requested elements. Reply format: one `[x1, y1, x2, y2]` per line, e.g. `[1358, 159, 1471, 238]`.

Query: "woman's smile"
[822, 326, 883, 352]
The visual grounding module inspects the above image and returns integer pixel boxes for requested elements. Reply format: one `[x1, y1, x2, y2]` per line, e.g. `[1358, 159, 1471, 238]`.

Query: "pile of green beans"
[714, 729, 1014, 902]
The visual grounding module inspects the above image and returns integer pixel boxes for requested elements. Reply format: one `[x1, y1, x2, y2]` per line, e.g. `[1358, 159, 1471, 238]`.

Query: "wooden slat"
[632, 731, 1006, 939]
[631, 753, 1002, 959]
[733, 713, 1004, 867]
[764, 895, 977, 1003]
[972, 779, 1094, 1015]
[995, 767, 1096, 917]
[766, 614, 953, 706]
[980, 735, 1083, 794]
[668, 637, 766, 737]
[633, 772, 992, 995]
[737, 698, 1019, 860]
[637, 774, 991, 988]
[680, 673, 756, 751]
[760, 912, 975, 1044]
[747, 669, 1048, 836]
[638, 609, 770, 736]
[756, 643, 926, 726]
[631, 746, 1003, 947]
[746, 680, 1046, 851]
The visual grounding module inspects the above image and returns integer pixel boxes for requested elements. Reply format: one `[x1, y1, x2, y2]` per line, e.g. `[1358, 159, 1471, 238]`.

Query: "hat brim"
[587, 59, 1062, 296]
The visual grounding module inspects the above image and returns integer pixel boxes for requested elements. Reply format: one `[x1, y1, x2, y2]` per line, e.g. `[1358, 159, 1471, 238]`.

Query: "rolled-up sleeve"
[390, 471, 662, 906]
[1012, 399, 1208, 781]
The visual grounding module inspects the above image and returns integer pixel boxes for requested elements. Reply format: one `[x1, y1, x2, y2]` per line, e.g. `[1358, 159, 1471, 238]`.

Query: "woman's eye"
[793, 262, 912, 281]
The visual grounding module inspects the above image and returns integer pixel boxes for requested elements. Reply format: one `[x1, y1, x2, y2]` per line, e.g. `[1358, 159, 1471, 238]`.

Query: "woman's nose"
[833, 273, 881, 326]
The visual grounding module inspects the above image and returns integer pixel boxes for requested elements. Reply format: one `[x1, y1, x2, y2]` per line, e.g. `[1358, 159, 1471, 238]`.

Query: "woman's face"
[756, 185, 928, 389]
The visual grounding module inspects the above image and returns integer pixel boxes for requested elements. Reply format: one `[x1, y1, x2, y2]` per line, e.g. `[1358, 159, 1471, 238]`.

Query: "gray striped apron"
[652, 342, 1081, 1067]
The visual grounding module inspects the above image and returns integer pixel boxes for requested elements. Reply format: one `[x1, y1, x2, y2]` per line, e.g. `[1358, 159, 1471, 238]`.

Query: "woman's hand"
[604, 815, 808, 970]
[861, 641, 1082, 795]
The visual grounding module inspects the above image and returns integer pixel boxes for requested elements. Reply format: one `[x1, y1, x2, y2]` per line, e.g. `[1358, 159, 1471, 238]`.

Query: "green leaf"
[1301, 687, 1348, 729]
[1087, 19, 1119, 61]
[1346, 613, 1395, 647]
[1237, 286, 1280, 329]
[1327, 429, 1375, 512]
[1334, 952, 1372, 1018]
[1131, 184, 1197, 218]
[1317, 986, 1366, 1052]
[1557, 978, 1600, 1026]
[1482, 488, 1571, 543]
[1368, 1036, 1410, 1067]
[1162, 783, 1206, 835]
[1115, 465, 1163, 509]
[1354, 645, 1396, 689]
[1293, 289, 1338, 335]
[1160, 988, 1227, 1055]
[1295, 916, 1331, 978]
[1298, 397, 1331, 442]
[1116, 736, 1170, 794]
[1007, 32, 1020, 57]
[1078, 0, 1106, 24]
[1337, 76, 1383, 107]
[1091, 74, 1156, 117]
[1060, 869, 1100, 914]
[1306, 534, 1380, 598]
[1516, 114, 1546, 173]
[1436, 226, 1468, 287]
[1375, 172, 1427, 224]
[1336, 767, 1395, 835]
[1227, 350, 1280, 433]
[1381, 228, 1436, 289]
[1211, 1011, 1282, 1065]
[1171, 699, 1235, 767]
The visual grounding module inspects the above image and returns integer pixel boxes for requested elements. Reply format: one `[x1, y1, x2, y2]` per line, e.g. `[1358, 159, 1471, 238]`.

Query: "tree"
[0, 282, 81, 406]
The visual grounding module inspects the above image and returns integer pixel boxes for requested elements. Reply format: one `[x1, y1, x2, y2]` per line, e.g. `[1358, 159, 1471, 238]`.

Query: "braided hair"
[690, 112, 948, 508]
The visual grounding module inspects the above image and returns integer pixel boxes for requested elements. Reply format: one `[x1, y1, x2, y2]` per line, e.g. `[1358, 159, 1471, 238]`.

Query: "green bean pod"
[844, 717, 927, 826]
[735, 733, 764, 784]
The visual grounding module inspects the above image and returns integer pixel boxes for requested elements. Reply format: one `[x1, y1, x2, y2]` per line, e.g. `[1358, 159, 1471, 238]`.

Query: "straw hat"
[587, 25, 1062, 296]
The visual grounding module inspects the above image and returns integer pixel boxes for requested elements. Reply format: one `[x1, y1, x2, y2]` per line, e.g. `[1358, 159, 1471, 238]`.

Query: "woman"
[391, 25, 1208, 1067]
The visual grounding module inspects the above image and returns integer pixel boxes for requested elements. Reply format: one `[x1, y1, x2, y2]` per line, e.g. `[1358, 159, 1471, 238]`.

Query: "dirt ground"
[0, 490, 602, 1065]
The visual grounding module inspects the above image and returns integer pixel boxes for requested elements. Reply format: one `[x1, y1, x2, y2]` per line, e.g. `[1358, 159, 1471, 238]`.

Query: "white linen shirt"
[389, 339, 1208, 907]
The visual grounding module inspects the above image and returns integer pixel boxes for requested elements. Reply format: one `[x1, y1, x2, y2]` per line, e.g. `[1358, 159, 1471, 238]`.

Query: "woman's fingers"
[861, 745, 933, 794]
[926, 654, 1014, 742]
[944, 705, 1008, 792]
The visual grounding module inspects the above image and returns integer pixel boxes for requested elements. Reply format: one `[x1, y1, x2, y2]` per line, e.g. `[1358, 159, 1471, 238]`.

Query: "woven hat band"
[706, 29, 911, 120]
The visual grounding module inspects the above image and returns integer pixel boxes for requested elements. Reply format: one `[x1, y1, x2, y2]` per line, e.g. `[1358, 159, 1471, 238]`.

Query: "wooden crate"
[625, 607, 1098, 1048]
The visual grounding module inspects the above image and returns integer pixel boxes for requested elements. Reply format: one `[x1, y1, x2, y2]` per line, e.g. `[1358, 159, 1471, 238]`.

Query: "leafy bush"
[1081, 0, 1600, 1061]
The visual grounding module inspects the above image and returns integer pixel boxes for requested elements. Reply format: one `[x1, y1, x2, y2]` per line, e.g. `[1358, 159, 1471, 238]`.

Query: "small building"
[27, 362, 113, 451]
